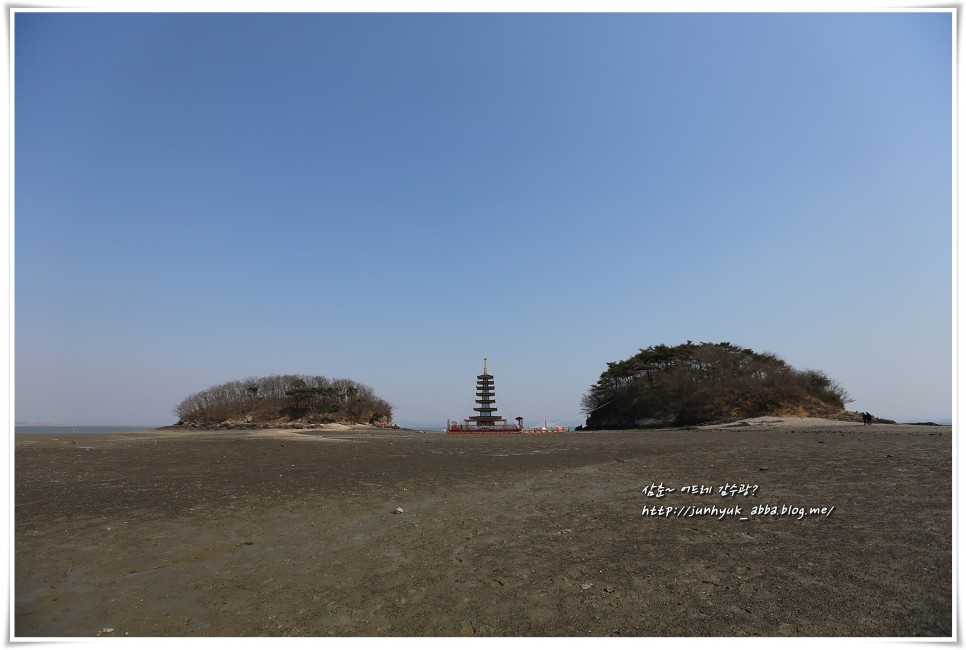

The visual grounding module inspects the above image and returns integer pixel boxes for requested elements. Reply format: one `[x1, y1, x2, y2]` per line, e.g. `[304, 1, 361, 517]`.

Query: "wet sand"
[14, 420, 952, 637]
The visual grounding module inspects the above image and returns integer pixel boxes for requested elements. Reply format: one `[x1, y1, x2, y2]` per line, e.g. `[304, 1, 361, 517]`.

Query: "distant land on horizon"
[14, 421, 166, 429]
[14, 414, 953, 430]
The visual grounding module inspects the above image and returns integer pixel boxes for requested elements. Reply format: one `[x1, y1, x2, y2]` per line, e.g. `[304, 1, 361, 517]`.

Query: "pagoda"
[448, 359, 523, 433]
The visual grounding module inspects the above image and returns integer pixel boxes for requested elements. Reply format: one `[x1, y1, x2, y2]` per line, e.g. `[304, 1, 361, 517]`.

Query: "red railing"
[447, 423, 571, 434]
[448, 424, 520, 433]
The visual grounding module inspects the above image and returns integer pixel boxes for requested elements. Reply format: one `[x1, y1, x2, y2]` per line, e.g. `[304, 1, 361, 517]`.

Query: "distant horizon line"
[15, 416, 955, 428]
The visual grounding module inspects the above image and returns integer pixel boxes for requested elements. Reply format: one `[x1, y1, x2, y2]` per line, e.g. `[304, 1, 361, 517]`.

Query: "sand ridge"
[698, 416, 869, 429]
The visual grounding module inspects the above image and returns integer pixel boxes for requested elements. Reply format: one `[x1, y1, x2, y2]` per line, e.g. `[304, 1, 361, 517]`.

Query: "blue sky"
[13, 10, 953, 426]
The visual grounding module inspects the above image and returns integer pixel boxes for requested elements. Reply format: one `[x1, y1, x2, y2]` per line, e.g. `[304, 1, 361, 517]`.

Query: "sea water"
[395, 421, 448, 431]
[14, 425, 158, 435]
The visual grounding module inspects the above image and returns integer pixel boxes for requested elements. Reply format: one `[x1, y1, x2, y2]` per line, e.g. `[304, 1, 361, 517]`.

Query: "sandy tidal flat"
[14, 419, 952, 637]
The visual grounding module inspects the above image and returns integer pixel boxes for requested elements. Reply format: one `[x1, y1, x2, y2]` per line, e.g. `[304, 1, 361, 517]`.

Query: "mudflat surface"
[14, 421, 952, 637]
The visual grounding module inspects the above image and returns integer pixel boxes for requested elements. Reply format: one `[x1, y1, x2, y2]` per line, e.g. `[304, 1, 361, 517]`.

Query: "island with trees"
[173, 374, 394, 428]
[581, 341, 855, 429]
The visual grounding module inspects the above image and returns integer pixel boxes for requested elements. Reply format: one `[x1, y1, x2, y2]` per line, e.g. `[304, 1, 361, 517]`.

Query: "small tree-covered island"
[582, 341, 855, 429]
[173, 375, 394, 428]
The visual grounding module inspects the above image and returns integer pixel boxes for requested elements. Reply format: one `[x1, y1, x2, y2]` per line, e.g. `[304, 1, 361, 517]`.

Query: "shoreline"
[13, 414, 952, 439]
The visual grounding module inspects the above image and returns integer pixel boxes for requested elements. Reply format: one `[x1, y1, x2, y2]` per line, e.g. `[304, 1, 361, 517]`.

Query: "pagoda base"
[448, 423, 523, 434]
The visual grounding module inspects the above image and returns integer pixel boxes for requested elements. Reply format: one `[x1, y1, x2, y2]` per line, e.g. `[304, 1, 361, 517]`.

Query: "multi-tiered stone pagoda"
[448, 359, 523, 433]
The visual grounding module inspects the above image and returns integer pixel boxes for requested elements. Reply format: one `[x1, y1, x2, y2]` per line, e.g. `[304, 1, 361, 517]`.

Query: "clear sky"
[12, 9, 954, 427]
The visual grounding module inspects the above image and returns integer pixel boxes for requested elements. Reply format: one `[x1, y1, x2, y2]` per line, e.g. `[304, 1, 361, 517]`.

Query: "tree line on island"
[581, 341, 853, 428]
[173, 374, 393, 427]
